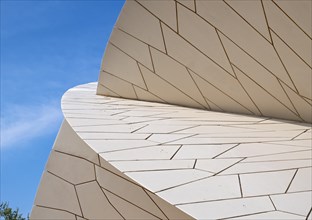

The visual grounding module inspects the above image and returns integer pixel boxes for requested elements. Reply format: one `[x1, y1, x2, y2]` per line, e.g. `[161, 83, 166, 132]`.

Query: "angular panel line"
[143, 189, 170, 220]
[154, 175, 213, 193]
[186, 68, 211, 110]
[260, 0, 274, 43]
[190, 70, 255, 114]
[100, 186, 163, 220]
[306, 207, 312, 220]
[115, 26, 266, 115]
[178, 2, 312, 90]
[292, 129, 309, 140]
[97, 181, 126, 220]
[74, 185, 85, 218]
[232, 64, 301, 118]
[285, 168, 299, 193]
[270, 28, 312, 69]
[175, 1, 179, 34]
[238, 174, 243, 197]
[170, 145, 183, 160]
[132, 84, 139, 100]
[144, 52, 210, 109]
[213, 144, 241, 159]
[204, 96, 225, 112]
[35, 205, 84, 218]
[214, 158, 246, 176]
[215, 28, 237, 78]
[219, 167, 311, 176]
[175, 191, 311, 206]
[138, 0, 237, 79]
[159, 21, 168, 54]
[98, 83, 121, 97]
[272, 35, 300, 94]
[109, 41, 154, 83]
[272, 0, 312, 40]
[269, 196, 278, 211]
[276, 78, 301, 118]
[224, 0, 273, 44]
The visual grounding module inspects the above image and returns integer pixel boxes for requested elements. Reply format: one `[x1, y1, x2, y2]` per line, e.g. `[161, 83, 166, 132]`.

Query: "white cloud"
[1, 101, 63, 149]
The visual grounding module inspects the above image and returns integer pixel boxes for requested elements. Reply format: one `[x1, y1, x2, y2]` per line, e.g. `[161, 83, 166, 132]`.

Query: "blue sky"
[1, 0, 124, 216]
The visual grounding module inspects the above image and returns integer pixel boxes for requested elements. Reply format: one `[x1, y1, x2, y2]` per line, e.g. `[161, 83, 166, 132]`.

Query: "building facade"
[31, 1, 312, 219]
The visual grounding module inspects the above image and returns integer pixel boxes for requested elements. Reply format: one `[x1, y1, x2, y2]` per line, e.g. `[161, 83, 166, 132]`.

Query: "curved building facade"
[31, 1, 312, 219]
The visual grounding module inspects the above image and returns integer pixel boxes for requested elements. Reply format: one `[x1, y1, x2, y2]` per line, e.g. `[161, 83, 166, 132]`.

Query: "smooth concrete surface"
[98, 0, 312, 123]
[31, 83, 312, 219]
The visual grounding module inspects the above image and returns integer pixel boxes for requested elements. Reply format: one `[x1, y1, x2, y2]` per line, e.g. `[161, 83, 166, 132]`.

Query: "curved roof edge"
[98, 0, 312, 123]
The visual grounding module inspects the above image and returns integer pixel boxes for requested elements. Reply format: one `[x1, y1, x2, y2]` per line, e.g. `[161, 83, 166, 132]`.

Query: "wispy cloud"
[1, 101, 63, 149]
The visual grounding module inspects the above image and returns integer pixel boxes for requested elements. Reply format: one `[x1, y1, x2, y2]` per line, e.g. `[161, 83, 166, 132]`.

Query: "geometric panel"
[224, 0, 271, 42]
[274, 0, 312, 38]
[31, 83, 312, 219]
[32, 0, 312, 218]
[97, 0, 312, 123]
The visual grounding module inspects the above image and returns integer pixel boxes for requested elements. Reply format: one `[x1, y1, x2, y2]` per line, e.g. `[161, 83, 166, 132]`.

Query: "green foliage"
[0, 202, 25, 220]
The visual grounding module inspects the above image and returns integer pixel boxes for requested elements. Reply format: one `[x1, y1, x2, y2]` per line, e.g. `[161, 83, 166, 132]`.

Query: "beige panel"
[195, 158, 241, 173]
[98, 156, 138, 184]
[137, 0, 177, 31]
[190, 70, 254, 115]
[162, 24, 259, 114]
[234, 66, 301, 121]
[103, 189, 159, 220]
[271, 31, 312, 100]
[281, 82, 312, 122]
[230, 211, 308, 220]
[139, 63, 205, 109]
[34, 172, 81, 216]
[76, 181, 122, 219]
[274, 0, 312, 38]
[176, 0, 195, 12]
[263, 0, 312, 67]
[109, 28, 153, 70]
[126, 169, 210, 192]
[225, 0, 271, 42]
[97, 0, 312, 123]
[304, 97, 312, 106]
[240, 170, 296, 197]
[220, 32, 297, 113]
[146, 190, 194, 220]
[288, 168, 312, 193]
[177, 3, 234, 76]
[111, 159, 194, 172]
[101, 145, 180, 161]
[95, 165, 167, 219]
[196, 0, 294, 86]
[178, 196, 274, 220]
[32, 83, 312, 219]
[99, 72, 137, 99]
[100, 44, 146, 89]
[157, 175, 241, 204]
[133, 85, 165, 103]
[204, 98, 223, 112]
[96, 83, 120, 97]
[115, 0, 165, 52]
[46, 151, 95, 185]
[53, 120, 99, 165]
[30, 206, 76, 220]
[150, 47, 208, 108]
[271, 191, 312, 217]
